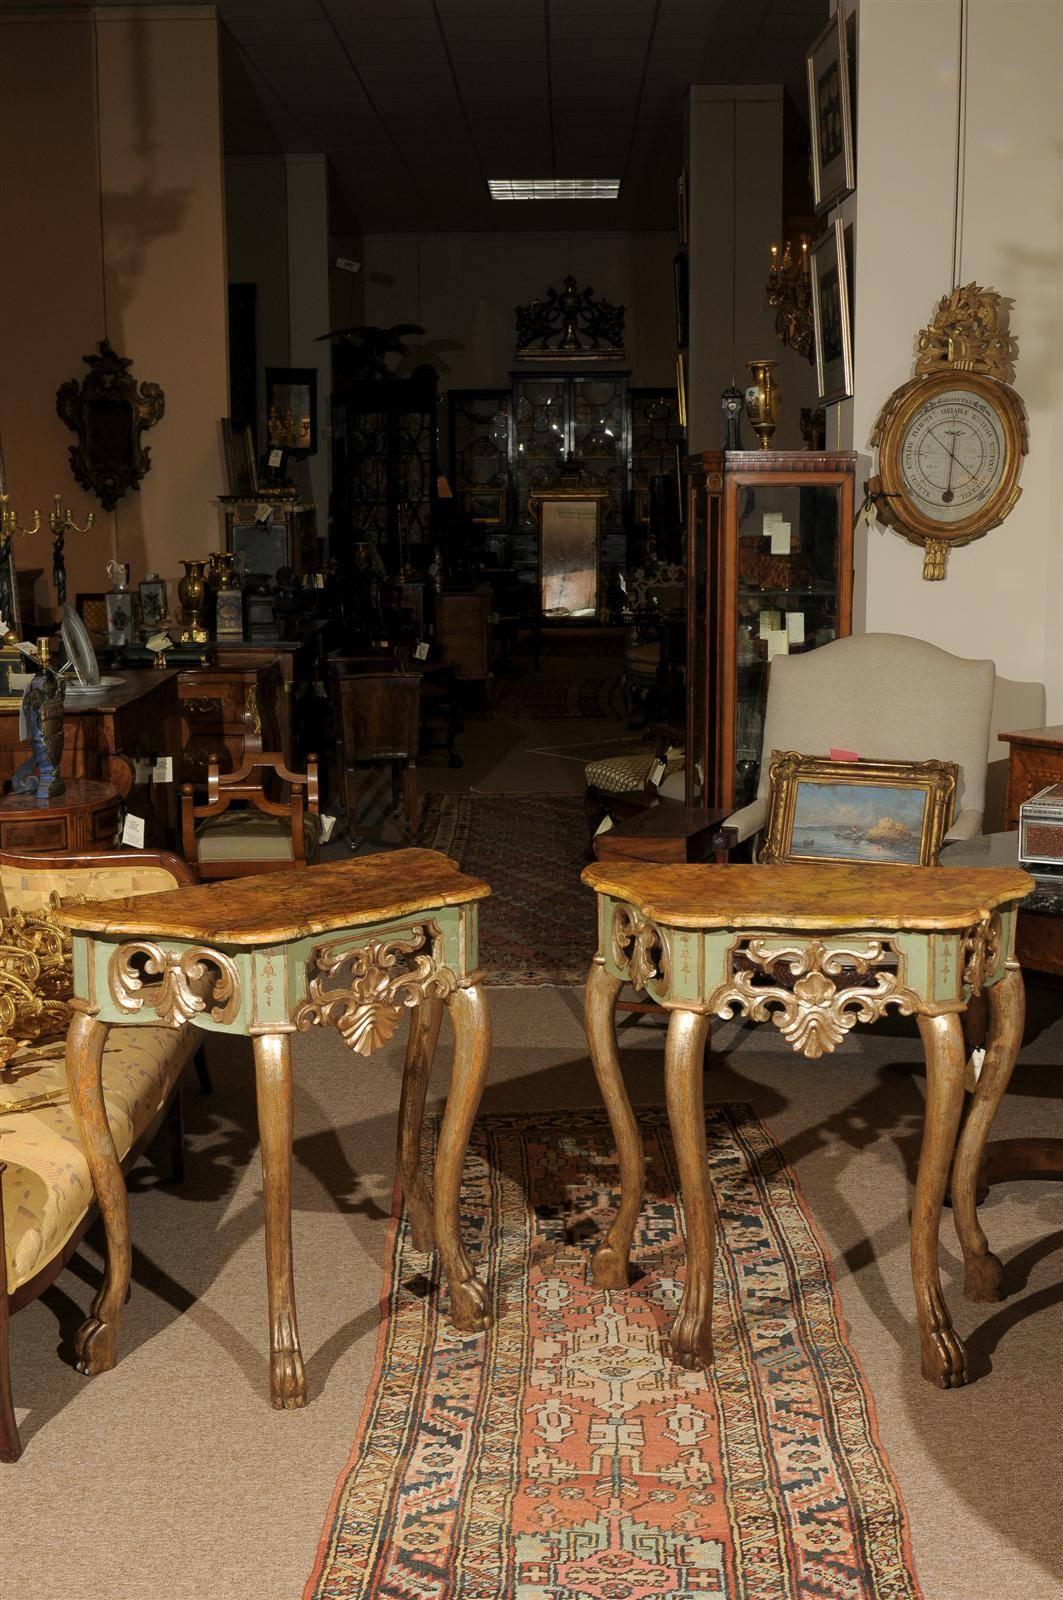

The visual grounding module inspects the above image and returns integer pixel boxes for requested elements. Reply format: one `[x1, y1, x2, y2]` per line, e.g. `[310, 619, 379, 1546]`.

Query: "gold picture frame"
[759, 751, 958, 867]
[806, 10, 855, 212]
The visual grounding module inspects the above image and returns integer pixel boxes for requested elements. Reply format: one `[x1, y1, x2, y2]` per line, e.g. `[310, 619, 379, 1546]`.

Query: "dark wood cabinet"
[686, 450, 856, 811]
[332, 372, 438, 575]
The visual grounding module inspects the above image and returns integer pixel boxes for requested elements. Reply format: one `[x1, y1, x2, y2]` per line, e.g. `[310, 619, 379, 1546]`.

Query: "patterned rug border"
[305, 1104, 924, 1600]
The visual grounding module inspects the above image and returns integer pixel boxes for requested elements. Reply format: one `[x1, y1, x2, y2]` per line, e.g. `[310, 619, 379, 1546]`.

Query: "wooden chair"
[331, 668, 421, 844]
[180, 751, 320, 878]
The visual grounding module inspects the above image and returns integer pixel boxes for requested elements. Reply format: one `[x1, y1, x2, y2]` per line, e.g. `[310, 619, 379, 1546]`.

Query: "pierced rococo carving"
[56, 340, 165, 511]
[515, 276, 625, 360]
[293, 924, 458, 1057]
[109, 942, 240, 1027]
[611, 903, 669, 994]
[961, 914, 1002, 997]
[708, 937, 918, 1059]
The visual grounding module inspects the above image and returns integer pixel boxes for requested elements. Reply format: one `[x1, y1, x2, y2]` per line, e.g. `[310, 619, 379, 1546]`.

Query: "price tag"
[762, 511, 782, 534]
[133, 757, 152, 785]
[766, 629, 789, 660]
[649, 758, 667, 787]
[594, 814, 614, 837]
[758, 609, 781, 638]
[121, 813, 146, 849]
[829, 747, 859, 762]
[268, 448, 283, 468]
[785, 611, 805, 644]
[254, 503, 272, 525]
[769, 522, 792, 554]
[152, 756, 173, 783]
[313, 572, 324, 589]
[618, 571, 627, 592]
[414, 641, 430, 661]
[319, 813, 337, 843]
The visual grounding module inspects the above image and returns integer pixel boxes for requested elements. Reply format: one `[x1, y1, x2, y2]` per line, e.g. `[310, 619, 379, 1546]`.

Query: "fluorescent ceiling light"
[488, 179, 621, 201]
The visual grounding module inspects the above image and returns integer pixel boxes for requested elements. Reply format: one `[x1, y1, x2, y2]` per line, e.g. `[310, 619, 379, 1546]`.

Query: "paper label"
[766, 629, 789, 660]
[414, 641, 430, 661]
[649, 758, 667, 787]
[254, 503, 272, 525]
[313, 572, 324, 589]
[133, 757, 152, 785]
[268, 448, 283, 468]
[319, 813, 337, 843]
[152, 756, 173, 783]
[758, 609, 781, 638]
[762, 511, 782, 533]
[618, 571, 627, 592]
[785, 611, 805, 644]
[594, 814, 614, 837]
[121, 813, 146, 849]
[769, 522, 792, 554]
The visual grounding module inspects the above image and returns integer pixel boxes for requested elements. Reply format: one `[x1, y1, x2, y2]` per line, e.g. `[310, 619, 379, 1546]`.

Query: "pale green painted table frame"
[63, 898, 491, 1410]
[586, 891, 1026, 1387]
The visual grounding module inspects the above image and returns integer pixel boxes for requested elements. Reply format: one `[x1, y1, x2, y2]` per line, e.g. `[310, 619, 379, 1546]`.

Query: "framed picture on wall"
[221, 418, 258, 498]
[266, 367, 317, 458]
[811, 219, 854, 405]
[806, 10, 855, 212]
[463, 487, 506, 526]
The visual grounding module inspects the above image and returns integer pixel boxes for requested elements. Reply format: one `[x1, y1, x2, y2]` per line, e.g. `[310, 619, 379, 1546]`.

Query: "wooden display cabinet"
[686, 450, 856, 810]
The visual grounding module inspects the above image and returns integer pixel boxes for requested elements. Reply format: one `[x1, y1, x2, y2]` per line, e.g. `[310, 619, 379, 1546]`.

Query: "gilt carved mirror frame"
[56, 339, 165, 511]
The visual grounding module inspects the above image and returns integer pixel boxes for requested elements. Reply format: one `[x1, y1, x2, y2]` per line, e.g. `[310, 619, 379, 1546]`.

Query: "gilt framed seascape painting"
[760, 752, 958, 867]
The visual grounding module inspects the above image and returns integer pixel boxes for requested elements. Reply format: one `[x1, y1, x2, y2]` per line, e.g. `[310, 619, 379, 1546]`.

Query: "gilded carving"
[0, 898, 78, 1062]
[961, 914, 1002, 998]
[293, 924, 458, 1057]
[914, 283, 1013, 382]
[708, 937, 918, 1059]
[109, 942, 240, 1027]
[611, 902, 669, 994]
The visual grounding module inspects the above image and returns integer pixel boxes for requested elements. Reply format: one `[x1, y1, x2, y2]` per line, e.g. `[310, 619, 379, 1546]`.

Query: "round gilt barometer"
[867, 285, 1028, 579]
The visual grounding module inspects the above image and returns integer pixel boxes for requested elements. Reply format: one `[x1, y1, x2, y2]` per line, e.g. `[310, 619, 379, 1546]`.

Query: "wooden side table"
[1000, 724, 1063, 827]
[56, 850, 492, 1410]
[0, 779, 121, 852]
[582, 860, 1033, 1388]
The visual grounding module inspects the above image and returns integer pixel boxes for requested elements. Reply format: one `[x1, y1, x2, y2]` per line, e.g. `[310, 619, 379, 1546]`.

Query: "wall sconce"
[766, 238, 815, 363]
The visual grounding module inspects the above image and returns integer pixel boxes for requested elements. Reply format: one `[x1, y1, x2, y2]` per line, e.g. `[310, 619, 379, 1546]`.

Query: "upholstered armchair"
[660, 633, 996, 855]
[0, 847, 203, 1461]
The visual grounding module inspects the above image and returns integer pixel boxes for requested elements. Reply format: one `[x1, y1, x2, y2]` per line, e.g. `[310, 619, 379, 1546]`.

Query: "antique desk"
[56, 850, 492, 1410]
[582, 860, 1033, 1388]
[0, 670, 180, 799]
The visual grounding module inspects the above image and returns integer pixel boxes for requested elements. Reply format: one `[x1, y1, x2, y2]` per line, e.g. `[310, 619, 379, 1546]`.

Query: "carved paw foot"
[591, 1242, 632, 1291]
[448, 1274, 490, 1334]
[74, 1315, 119, 1376]
[964, 1250, 1005, 1303]
[270, 1347, 307, 1410]
[668, 1300, 714, 1372]
[920, 1321, 969, 1388]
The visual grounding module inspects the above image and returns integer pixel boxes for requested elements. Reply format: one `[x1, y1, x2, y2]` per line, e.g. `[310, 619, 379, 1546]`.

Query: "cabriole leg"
[664, 1008, 715, 1371]
[252, 1031, 306, 1409]
[585, 958, 643, 1291]
[913, 1011, 969, 1387]
[952, 964, 1025, 1302]
[397, 995, 444, 1251]
[65, 1011, 127, 1376]
[435, 984, 491, 1333]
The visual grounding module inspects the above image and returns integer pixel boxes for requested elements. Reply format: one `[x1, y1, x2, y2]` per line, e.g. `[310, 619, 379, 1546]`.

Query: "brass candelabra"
[48, 494, 94, 608]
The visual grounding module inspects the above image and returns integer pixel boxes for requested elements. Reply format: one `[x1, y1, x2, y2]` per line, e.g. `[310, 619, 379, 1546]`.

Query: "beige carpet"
[4, 713, 1062, 1599]
[4, 986, 1061, 1600]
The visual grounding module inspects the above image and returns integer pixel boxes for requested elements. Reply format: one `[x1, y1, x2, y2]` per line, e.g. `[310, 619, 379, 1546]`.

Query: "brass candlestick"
[744, 359, 781, 449]
[0, 493, 41, 545]
[47, 494, 94, 608]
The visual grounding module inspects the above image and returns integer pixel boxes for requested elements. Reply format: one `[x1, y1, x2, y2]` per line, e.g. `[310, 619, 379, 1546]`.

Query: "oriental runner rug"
[415, 792, 593, 985]
[306, 1106, 922, 1600]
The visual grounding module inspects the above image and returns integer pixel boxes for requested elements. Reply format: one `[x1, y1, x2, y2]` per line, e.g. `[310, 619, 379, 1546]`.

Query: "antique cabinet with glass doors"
[686, 450, 855, 810]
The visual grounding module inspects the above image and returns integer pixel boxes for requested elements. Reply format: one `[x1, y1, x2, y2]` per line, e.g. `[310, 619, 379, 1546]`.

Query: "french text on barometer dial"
[900, 390, 1006, 524]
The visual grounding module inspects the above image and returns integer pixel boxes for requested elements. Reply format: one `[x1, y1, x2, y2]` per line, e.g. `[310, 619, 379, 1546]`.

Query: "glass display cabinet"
[686, 449, 855, 809]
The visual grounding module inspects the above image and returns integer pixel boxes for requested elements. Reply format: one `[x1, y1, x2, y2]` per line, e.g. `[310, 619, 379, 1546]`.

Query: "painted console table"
[56, 849, 492, 1409]
[581, 859, 1033, 1388]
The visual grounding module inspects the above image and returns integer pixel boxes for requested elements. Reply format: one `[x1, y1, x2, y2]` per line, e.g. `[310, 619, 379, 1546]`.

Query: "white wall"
[360, 232, 677, 392]
[847, 0, 1062, 720]
[686, 85, 819, 453]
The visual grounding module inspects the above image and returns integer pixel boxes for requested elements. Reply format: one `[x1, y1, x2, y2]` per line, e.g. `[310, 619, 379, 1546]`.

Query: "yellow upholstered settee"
[0, 848, 201, 1462]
